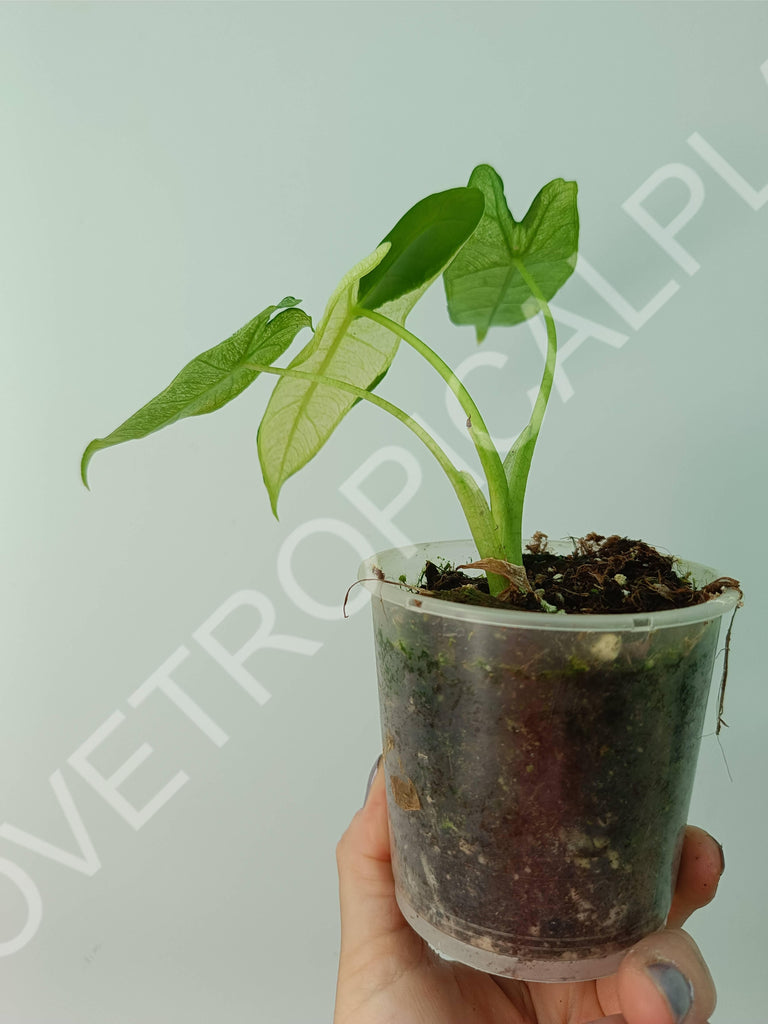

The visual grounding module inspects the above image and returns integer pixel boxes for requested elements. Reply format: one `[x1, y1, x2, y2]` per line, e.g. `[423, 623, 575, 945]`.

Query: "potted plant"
[81, 164, 740, 983]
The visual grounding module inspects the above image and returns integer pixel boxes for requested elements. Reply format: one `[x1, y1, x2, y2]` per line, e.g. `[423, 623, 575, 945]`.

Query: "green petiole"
[355, 306, 513, 563]
[501, 261, 559, 567]
[245, 359, 500, 561]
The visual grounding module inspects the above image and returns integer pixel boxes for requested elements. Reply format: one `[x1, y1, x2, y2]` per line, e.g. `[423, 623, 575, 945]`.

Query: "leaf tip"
[80, 444, 96, 490]
[468, 162, 493, 176]
[258, 431, 283, 521]
[267, 487, 280, 520]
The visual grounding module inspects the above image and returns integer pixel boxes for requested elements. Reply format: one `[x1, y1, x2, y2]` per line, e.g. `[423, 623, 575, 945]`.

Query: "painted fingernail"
[583, 1016, 627, 1023]
[646, 962, 693, 1023]
[363, 755, 382, 807]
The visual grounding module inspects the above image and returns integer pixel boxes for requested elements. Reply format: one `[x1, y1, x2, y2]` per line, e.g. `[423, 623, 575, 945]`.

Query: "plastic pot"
[359, 540, 739, 983]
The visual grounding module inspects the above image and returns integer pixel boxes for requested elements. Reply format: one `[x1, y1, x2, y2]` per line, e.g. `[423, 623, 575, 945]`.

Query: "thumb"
[612, 928, 716, 1024]
[335, 756, 408, 954]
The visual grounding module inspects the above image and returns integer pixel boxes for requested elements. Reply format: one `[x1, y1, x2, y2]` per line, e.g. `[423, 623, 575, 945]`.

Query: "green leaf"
[357, 187, 484, 310]
[443, 165, 579, 341]
[80, 301, 311, 487]
[257, 187, 484, 515]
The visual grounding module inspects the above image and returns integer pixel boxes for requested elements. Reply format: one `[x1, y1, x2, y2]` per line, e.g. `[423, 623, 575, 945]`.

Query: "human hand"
[334, 758, 724, 1024]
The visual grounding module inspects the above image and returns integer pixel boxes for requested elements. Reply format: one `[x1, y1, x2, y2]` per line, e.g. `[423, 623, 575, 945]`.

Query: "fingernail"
[646, 962, 693, 1023]
[714, 837, 725, 875]
[363, 755, 382, 807]
[583, 1016, 627, 1023]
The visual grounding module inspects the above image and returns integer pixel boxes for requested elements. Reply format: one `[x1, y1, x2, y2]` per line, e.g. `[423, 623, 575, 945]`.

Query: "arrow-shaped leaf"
[81, 299, 310, 487]
[257, 187, 484, 514]
[443, 165, 578, 341]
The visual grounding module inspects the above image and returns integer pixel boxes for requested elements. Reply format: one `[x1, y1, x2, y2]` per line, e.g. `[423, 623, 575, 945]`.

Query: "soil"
[417, 532, 740, 614]
[371, 534, 742, 973]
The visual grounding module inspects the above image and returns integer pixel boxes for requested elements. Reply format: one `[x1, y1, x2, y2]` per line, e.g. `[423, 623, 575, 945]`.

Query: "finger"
[335, 757, 413, 954]
[667, 826, 724, 929]
[616, 928, 716, 1024]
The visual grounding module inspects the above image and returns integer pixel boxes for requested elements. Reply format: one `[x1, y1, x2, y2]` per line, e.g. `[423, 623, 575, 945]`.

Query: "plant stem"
[355, 307, 512, 563]
[502, 259, 559, 565]
[245, 361, 499, 558]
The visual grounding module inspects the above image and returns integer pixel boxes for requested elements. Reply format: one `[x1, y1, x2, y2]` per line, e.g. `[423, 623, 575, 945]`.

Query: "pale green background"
[1, 2, 766, 1021]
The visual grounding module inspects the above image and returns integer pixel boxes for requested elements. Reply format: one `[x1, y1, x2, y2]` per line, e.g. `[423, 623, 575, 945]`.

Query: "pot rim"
[358, 538, 740, 632]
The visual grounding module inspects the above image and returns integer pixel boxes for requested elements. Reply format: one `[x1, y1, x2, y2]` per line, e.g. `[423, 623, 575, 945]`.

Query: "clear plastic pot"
[359, 540, 739, 983]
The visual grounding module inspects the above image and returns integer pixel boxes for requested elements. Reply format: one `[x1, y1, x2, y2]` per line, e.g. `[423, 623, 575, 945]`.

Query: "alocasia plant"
[81, 164, 579, 595]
